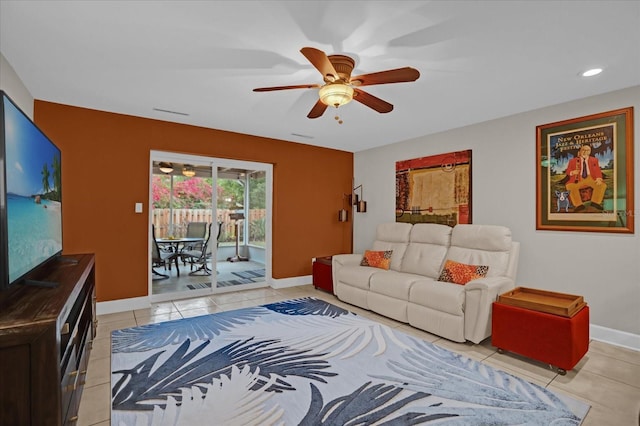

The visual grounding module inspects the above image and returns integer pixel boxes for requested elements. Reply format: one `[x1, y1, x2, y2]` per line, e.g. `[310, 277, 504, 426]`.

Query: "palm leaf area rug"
[111, 297, 590, 426]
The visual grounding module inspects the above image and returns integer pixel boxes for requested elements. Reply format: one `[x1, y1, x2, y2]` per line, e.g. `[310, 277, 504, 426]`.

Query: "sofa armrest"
[331, 254, 363, 286]
[464, 276, 515, 343]
[332, 253, 363, 268]
[465, 276, 514, 295]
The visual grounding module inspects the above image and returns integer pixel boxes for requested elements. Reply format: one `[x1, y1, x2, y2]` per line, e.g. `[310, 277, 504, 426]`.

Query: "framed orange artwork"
[536, 107, 634, 233]
[396, 150, 472, 226]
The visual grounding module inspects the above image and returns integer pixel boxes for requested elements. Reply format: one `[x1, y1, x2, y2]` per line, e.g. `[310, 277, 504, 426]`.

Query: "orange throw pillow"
[437, 259, 489, 285]
[360, 250, 393, 270]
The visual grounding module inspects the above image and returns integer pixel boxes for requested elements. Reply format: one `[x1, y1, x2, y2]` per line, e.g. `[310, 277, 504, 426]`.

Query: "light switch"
[135, 203, 143, 213]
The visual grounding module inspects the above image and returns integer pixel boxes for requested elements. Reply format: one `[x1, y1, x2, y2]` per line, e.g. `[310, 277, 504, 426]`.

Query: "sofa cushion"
[447, 224, 512, 277]
[371, 222, 412, 271]
[376, 222, 413, 243]
[410, 279, 466, 316]
[401, 223, 452, 277]
[360, 250, 393, 270]
[437, 259, 489, 285]
[336, 266, 378, 290]
[369, 271, 425, 300]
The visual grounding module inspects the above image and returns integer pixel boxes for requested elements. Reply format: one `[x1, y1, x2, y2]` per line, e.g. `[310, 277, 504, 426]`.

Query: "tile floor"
[78, 285, 640, 426]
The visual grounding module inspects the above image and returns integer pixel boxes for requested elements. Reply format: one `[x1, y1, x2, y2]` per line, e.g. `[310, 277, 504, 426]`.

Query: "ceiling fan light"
[319, 83, 354, 107]
[158, 162, 174, 173]
[182, 164, 196, 177]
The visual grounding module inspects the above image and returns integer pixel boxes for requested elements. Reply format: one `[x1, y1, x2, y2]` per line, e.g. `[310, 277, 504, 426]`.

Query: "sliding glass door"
[214, 161, 271, 293]
[149, 151, 272, 302]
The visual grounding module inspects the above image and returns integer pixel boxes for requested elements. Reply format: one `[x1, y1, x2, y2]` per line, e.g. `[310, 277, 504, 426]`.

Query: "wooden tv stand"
[0, 253, 96, 425]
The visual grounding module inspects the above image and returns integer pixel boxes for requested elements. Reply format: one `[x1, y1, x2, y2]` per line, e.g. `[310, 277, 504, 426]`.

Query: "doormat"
[188, 269, 266, 288]
[231, 269, 265, 280]
[217, 278, 255, 287]
[187, 282, 212, 290]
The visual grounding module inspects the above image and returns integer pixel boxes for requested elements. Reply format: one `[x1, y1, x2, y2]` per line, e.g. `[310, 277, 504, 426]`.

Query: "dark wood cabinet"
[0, 254, 96, 425]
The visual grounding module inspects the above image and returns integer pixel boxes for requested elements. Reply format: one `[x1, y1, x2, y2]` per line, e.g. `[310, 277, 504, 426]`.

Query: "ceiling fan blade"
[353, 88, 393, 113]
[253, 83, 320, 92]
[351, 67, 420, 86]
[300, 47, 340, 82]
[307, 99, 328, 119]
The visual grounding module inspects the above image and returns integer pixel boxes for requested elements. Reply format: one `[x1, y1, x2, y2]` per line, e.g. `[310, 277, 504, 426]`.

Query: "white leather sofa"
[332, 223, 520, 343]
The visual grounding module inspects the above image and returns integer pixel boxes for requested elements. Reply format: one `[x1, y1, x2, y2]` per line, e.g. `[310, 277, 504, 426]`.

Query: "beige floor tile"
[85, 356, 111, 387]
[274, 285, 315, 297]
[588, 339, 640, 366]
[77, 382, 111, 426]
[215, 299, 270, 311]
[180, 305, 222, 318]
[550, 368, 640, 418]
[273, 287, 306, 296]
[309, 290, 339, 302]
[89, 337, 111, 361]
[172, 296, 218, 311]
[136, 311, 184, 325]
[133, 301, 179, 318]
[210, 291, 250, 304]
[97, 310, 135, 324]
[239, 287, 279, 300]
[575, 349, 640, 388]
[580, 401, 639, 426]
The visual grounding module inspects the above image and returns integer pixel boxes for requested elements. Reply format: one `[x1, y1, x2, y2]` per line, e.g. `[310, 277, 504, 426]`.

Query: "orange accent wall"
[34, 101, 353, 302]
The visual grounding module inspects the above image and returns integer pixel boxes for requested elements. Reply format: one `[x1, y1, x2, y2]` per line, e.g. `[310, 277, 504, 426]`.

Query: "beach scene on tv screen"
[4, 97, 62, 283]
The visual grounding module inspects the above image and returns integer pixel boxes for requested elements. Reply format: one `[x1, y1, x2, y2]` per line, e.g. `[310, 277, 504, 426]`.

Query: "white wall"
[0, 52, 33, 117]
[354, 85, 640, 349]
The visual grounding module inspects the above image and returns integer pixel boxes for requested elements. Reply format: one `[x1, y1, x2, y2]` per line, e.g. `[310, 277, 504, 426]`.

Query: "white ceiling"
[1, 1, 638, 153]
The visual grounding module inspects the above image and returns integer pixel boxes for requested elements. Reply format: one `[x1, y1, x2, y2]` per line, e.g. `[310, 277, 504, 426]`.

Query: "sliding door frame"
[148, 151, 273, 302]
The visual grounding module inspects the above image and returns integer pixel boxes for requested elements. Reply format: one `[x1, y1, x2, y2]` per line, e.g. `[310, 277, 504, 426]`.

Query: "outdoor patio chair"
[152, 224, 181, 279]
[182, 222, 220, 276]
[180, 221, 208, 264]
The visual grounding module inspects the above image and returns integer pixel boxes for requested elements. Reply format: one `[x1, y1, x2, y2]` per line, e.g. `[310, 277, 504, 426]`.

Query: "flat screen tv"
[0, 90, 63, 290]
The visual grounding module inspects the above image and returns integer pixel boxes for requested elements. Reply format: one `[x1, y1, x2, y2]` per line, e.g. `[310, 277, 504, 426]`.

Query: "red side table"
[492, 302, 589, 375]
[313, 256, 333, 294]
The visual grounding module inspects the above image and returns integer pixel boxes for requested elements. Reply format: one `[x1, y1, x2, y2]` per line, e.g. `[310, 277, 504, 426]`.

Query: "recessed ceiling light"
[581, 68, 603, 77]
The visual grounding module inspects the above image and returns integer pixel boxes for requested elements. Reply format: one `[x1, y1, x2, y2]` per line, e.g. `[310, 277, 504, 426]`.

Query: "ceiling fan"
[253, 47, 420, 119]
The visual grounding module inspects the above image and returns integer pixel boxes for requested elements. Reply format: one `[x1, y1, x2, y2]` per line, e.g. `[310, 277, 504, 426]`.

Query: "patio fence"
[152, 208, 266, 243]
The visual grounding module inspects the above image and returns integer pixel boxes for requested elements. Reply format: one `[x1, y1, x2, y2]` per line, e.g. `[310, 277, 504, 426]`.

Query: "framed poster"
[396, 150, 471, 226]
[536, 107, 634, 233]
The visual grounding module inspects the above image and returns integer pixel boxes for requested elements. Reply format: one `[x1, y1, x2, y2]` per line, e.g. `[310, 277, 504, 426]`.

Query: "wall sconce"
[352, 184, 367, 213]
[182, 164, 196, 177]
[338, 193, 350, 222]
[158, 162, 174, 174]
[337, 184, 367, 222]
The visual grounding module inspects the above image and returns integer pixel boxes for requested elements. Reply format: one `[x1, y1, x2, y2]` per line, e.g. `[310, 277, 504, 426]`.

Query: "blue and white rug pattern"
[111, 297, 589, 425]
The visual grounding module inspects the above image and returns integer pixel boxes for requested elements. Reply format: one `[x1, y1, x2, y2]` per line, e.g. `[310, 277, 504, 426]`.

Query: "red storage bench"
[313, 256, 334, 294]
[492, 288, 589, 375]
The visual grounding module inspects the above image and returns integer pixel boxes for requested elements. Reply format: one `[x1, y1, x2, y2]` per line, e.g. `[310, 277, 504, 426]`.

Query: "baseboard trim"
[270, 275, 312, 289]
[97, 296, 150, 315]
[590, 324, 640, 351]
[96, 276, 312, 314]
